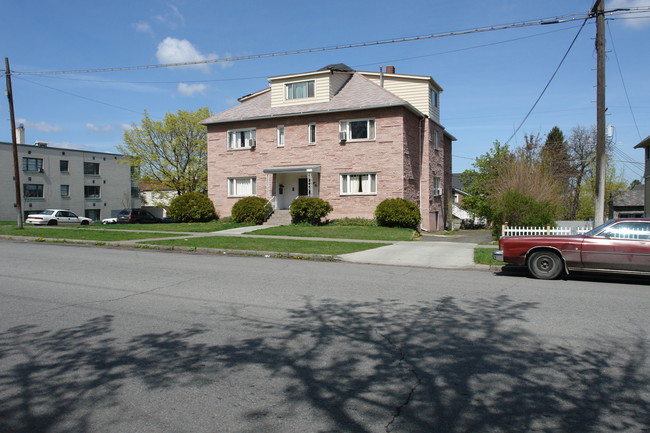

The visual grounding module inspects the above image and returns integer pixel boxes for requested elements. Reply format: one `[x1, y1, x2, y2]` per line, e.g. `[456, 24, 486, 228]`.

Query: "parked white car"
[26, 209, 93, 226]
[101, 217, 117, 224]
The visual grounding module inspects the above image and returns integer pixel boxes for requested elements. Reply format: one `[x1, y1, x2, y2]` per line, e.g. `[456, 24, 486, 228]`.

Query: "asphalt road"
[1, 241, 649, 433]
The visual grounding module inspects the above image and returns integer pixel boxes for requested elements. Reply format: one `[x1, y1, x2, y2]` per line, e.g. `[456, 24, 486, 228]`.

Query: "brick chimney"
[386, 65, 395, 74]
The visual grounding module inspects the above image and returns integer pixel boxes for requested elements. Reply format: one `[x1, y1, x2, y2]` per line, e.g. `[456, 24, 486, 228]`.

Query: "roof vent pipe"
[386, 65, 395, 74]
[379, 65, 384, 87]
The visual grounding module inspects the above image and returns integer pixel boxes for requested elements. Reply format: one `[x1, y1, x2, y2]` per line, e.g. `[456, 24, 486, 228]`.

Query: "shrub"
[492, 190, 558, 237]
[168, 192, 217, 223]
[375, 198, 421, 229]
[231, 196, 270, 225]
[290, 197, 333, 225]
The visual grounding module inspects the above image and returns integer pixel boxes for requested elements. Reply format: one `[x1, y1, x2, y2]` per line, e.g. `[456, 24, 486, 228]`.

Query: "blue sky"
[1, 0, 649, 181]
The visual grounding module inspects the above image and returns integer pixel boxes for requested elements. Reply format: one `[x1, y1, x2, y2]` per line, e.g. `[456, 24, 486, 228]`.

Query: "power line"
[504, 17, 590, 145]
[7, 12, 602, 76]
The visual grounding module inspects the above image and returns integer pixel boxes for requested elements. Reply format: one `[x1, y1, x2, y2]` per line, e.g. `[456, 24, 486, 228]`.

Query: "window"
[61, 185, 70, 197]
[227, 128, 256, 149]
[308, 123, 316, 144]
[433, 130, 440, 150]
[277, 126, 285, 147]
[340, 173, 377, 195]
[84, 185, 101, 199]
[431, 89, 439, 108]
[339, 119, 375, 141]
[433, 177, 442, 196]
[60, 160, 69, 172]
[228, 177, 256, 197]
[600, 222, 650, 240]
[85, 209, 101, 221]
[24, 184, 44, 198]
[286, 80, 314, 100]
[22, 157, 43, 172]
[84, 162, 100, 175]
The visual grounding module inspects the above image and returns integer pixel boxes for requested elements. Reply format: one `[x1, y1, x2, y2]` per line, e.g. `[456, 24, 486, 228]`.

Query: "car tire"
[81, 220, 90, 225]
[48, 220, 58, 226]
[527, 250, 563, 280]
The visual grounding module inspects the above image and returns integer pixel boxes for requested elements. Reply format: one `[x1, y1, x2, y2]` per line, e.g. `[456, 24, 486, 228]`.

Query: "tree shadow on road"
[1, 295, 648, 432]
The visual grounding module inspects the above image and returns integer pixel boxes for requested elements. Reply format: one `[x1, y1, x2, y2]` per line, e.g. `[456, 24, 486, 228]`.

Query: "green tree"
[118, 107, 211, 195]
[540, 126, 575, 218]
[459, 141, 513, 223]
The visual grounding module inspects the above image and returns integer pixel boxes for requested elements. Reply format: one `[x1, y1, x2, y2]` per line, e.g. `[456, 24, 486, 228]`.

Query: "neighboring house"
[610, 183, 645, 219]
[450, 173, 484, 229]
[634, 135, 650, 217]
[0, 132, 139, 222]
[138, 182, 178, 217]
[202, 64, 455, 231]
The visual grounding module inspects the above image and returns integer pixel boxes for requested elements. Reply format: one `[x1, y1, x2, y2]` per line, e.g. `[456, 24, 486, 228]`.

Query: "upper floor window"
[433, 130, 440, 150]
[340, 173, 376, 195]
[84, 162, 100, 175]
[84, 185, 101, 199]
[22, 157, 43, 172]
[227, 128, 256, 149]
[277, 126, 285, 147]
[24, 183, 44, 198]
[60, 160, 69, 172]
[339, 119, 375, 141]
[433, 177, 442, 196]
[286, 80, 314, 100]
[61, 185, 70, 197]
[431, 89, 439, 108]
[308, 123, 316, 145]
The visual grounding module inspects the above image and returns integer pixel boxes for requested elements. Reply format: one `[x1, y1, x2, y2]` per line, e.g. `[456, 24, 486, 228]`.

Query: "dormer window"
[286, 80, 315, 100]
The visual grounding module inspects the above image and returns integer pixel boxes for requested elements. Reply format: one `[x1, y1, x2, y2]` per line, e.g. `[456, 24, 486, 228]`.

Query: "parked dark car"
[494, 218, 650, 279]
[116, 209, 160, 224]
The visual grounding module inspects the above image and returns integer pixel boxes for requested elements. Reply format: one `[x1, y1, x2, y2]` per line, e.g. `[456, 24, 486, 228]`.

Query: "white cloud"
[85, 123, 114, 133]
[177, 83, 207, 97]
[154, 5, 186, 29]
[156, 37, 217, 72]
[16, 119, 63, 133]
[134, 21, 153, 34]
[609, 0, 650, 28]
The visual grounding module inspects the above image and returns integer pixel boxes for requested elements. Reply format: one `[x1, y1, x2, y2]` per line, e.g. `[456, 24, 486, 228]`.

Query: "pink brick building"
[202, 64, 455, 231]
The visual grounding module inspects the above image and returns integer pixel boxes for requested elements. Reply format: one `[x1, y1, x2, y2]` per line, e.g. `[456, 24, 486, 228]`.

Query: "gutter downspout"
[419, 116, 427, 232]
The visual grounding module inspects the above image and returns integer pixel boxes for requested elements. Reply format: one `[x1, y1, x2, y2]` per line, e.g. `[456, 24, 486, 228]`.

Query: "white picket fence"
[501, 225, 591, 237]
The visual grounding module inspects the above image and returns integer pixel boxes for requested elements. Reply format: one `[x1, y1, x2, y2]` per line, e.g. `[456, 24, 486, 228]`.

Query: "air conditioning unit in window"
[249, 139, 256, 148]
[433, 188, 442, 196]
[339, 131, 347, 143]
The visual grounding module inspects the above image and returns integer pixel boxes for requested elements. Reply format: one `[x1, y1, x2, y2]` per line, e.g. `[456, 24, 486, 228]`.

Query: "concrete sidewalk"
[213, 225, 488, 270]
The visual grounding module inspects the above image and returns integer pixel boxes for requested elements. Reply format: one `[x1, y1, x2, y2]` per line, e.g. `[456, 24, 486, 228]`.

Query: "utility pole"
[593, 0, 607, 225]
[4, 57, 23, 228]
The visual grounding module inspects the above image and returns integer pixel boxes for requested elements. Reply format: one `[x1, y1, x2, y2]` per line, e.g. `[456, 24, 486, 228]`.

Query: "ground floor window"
[61, 185, 70, 197]
[228, 177, 256, 197]
[340, 173, 376, 195]
[85, 209, 101, 221]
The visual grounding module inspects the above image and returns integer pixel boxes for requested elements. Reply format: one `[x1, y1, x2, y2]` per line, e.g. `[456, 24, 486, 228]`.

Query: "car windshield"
[584, 220, 616, 237]
[39, 210, 55, 215]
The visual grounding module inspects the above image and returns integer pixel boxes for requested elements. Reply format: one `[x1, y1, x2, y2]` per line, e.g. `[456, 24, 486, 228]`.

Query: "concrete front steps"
[264, 209, 292, 226]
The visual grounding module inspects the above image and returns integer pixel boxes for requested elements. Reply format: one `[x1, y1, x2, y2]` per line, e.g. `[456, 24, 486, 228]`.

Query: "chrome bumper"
[492, 250, 504, 262]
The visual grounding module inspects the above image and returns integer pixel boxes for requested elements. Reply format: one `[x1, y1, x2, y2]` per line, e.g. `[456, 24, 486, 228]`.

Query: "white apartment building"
[0, 140, 139, 222]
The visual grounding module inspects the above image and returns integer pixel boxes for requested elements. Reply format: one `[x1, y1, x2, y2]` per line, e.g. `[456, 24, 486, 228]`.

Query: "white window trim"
[339, 119, 376, 142]
[340, 173, 377, 195]
[228, 177, 257, 197]
[308, 123, 316, 145]
[285, 80, 315, 101]
[227, 128, 256, 150]
[277, 125, 285, 147]
[433, 130, 440, 150]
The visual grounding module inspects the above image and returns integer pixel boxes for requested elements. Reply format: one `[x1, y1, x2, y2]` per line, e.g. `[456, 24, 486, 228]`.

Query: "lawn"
[474, 247, 505, 266]
[0, 226, 180, 241]
[96, 220, 253, 233]
[248, 224, 415, 241]
[144, 236, 388, 255]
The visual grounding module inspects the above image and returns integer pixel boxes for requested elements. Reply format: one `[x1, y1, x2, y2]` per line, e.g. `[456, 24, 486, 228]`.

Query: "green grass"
[474, 247, 505, 265]
[96, 220, 253, 232]
[248, 224, 415, 241]
[0, 226, 180, 241]
[144, 236, 388, 255]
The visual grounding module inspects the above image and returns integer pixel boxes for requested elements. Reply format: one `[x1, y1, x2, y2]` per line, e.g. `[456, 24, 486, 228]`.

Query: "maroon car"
[493, 218, 650, 279]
